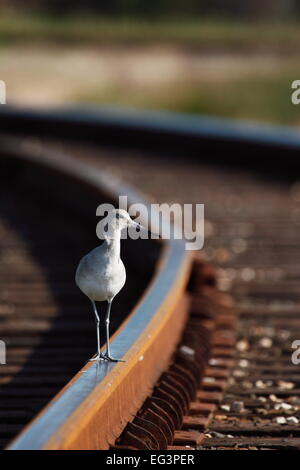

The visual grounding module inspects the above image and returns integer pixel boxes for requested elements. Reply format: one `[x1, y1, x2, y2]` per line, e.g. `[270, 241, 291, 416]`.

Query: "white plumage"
[75, 209, 142, 362]
[76, 243, 126, 301]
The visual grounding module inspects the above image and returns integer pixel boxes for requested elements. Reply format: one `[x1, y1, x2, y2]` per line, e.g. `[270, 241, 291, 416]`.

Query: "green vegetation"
[1, 13, 300, 126]
[75, 67, 300, 126]
[169, 76, 300, 125]
[0, 14, 299, 52]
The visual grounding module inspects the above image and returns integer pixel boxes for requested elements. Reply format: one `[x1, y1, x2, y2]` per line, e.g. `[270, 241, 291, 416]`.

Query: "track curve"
[0, 136, 192, 450]
[1, 107, 300, 451]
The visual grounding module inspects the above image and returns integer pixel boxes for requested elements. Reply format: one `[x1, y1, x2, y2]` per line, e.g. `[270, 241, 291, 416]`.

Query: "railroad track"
[0, 138, 163, 449]
[0, 135, 197, 450]
[1, 108, 300, 451]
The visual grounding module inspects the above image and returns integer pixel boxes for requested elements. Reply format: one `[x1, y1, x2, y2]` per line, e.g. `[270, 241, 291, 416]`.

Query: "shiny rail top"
[3, 138, 192, 450]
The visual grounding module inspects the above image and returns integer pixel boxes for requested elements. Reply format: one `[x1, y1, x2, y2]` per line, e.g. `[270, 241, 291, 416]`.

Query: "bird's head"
[107, 209, 143, 233]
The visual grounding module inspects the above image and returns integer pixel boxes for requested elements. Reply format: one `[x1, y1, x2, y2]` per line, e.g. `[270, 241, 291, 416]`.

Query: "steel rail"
[3, 106, 300, 449]
[2, 137, 193, 450]
[0, 106, 300, 176]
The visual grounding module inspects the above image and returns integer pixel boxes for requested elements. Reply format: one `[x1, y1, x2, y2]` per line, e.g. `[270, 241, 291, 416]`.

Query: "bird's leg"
[90, 300, 105, 361]
[103, 298, 125, 362]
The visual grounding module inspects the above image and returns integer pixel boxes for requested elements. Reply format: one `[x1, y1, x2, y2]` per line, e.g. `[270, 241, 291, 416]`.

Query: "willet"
[75, 209, 143, 362]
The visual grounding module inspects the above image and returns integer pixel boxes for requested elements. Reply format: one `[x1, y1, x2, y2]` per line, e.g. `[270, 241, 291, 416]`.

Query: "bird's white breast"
[75, 244, 126, 302]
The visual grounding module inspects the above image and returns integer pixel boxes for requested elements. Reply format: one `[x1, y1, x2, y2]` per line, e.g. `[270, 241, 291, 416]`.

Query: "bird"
[75, 209, 143, 362]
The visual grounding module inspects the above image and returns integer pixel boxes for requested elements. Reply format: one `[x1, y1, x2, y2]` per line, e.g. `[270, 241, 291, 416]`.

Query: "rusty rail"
[1, 137, 192, 450]
[2, 107, 300, 451]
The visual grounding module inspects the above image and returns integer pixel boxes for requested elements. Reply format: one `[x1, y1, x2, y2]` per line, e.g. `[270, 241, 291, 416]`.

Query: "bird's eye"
[115, 213, 120, 219]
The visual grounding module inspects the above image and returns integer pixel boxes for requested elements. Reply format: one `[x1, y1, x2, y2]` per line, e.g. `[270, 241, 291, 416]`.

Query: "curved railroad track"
[1, 108, 300, 451]
[0, 134, 196, 450]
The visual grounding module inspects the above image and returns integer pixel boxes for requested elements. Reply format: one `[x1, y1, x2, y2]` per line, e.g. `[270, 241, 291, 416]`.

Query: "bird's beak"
[130, 220, 151, 235]
[130, 220, 145, 231]
[130, 220, 161, 238]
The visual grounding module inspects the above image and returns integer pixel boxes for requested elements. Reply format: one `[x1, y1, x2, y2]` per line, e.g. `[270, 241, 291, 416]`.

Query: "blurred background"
[1, 0, 300, 125]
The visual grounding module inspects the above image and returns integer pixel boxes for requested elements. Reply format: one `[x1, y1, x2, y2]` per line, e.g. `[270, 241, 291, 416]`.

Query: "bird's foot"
[102, 353, 125, 362]
[89, 353, 106, 362]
